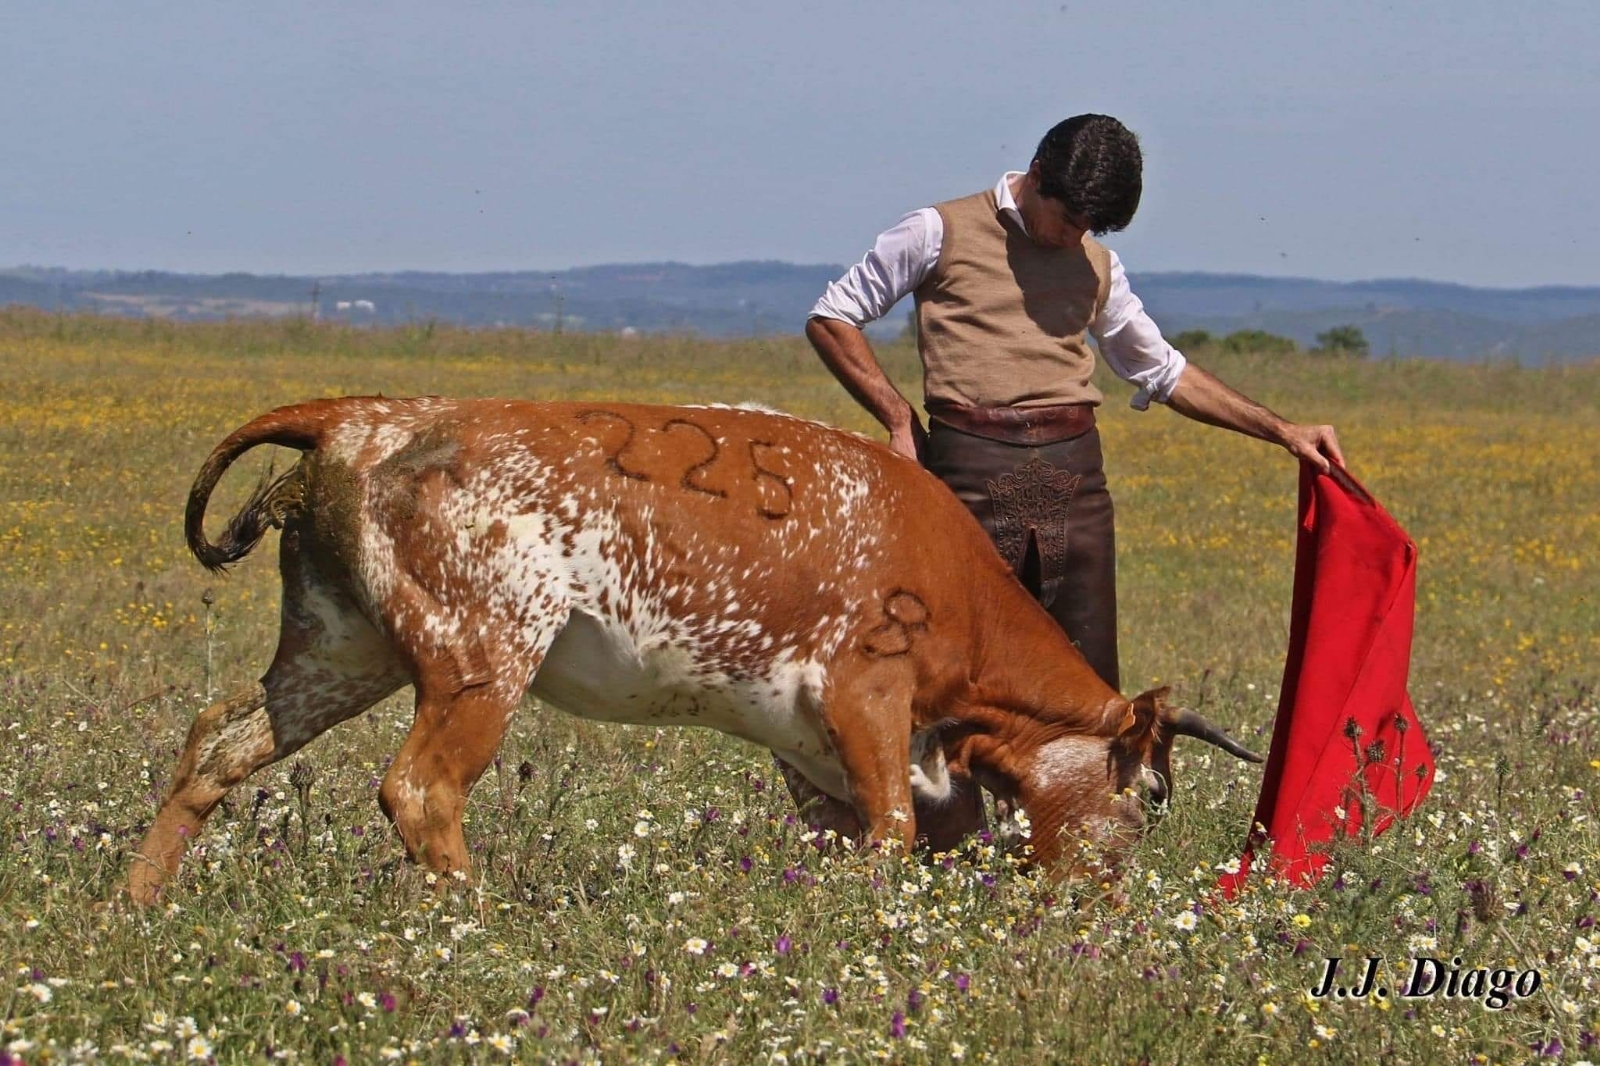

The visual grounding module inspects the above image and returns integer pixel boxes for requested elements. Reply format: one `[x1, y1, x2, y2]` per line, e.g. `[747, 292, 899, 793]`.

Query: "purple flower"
[528, 987, 545, 1007]
[287, 952, 307, 973]
[890, 1011, 906, 1038]
[954, 973, 971, 993]
[380, 992, 397, 1013]
[1468, 840, 1482, 855]
[822, 988, 839, 1005]
[907, 989, 924, 1012]
[1540, 1037, 1562, 1057]
[739, 856, 753, 873]
[775, 936, 792, 956]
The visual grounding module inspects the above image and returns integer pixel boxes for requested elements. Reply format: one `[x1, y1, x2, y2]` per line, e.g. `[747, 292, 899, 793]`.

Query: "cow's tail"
[186, 399, 350, 573]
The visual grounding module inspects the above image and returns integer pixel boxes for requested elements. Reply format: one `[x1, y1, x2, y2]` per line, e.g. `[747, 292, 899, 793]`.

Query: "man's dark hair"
[1032, 115, 1143, 235]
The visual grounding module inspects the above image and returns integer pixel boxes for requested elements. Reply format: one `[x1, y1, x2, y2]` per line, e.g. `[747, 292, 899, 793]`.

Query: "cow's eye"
[1141, 765, 1170, 812]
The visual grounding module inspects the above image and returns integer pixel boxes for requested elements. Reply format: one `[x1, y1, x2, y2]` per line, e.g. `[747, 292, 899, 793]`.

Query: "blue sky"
[3, 1, 1596, 286]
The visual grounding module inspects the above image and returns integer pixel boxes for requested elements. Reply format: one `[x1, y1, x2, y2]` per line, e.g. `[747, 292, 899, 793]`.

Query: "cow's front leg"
[775, 757, 863, 839]
[819, 669, 916, 851]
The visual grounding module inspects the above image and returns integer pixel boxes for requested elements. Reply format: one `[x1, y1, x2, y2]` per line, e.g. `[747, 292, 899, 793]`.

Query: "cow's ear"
[1123, 687, 1172, 739]
[1115, 700, 1138, 736]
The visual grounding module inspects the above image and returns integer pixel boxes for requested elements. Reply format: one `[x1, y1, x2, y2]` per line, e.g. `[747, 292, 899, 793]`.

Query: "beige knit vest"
[913, 188, 1112, 409]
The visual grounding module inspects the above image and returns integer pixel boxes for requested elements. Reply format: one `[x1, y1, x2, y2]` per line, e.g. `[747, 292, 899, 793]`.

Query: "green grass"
[0, 309, 1596, 1063]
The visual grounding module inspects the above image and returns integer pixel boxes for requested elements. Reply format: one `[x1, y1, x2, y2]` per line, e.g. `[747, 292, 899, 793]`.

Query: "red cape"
[1219, 464, 1435, 896]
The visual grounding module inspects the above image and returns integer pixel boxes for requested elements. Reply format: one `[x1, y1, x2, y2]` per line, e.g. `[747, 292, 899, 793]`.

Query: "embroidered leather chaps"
[924, 423, 1120, 691]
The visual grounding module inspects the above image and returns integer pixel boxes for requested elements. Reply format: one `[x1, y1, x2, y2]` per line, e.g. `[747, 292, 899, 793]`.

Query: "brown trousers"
[924, 422, 1120, 691]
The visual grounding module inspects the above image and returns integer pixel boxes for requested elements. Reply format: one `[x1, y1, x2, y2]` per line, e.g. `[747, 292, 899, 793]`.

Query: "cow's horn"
[1168, 708, 1265, 763]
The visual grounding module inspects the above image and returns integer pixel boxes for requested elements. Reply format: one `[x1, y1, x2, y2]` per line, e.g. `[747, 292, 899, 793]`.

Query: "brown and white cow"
[126, 396, 1258, 904]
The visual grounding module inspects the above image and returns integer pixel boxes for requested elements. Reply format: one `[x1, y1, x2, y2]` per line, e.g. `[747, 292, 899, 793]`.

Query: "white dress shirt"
[810, 172, 1188, 410]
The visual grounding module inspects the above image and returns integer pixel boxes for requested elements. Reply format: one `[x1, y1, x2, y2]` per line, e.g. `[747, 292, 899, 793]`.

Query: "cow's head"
[956, 687, 1263, 872]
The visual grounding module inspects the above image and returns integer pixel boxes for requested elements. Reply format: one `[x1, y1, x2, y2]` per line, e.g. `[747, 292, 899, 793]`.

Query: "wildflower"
[716, 963, 738, 979]
[668, 891, 685, 905]
[950, 1041, 967, 1060]
[1262, 1002, 1280, 1018]
[1171, 912, 1198, 932]
[633, 820, 651, 838]
[25, 984, 50, 1003]
[187, 1036, 213, 1060]
[684, 937, 709, 955]
[285, 999, 303, 1017]
[357, 992, 377, 1010]
[488, 1033, 515, 1055]
[1292, 913, 1312, 928]
[617, 844, 637, 869]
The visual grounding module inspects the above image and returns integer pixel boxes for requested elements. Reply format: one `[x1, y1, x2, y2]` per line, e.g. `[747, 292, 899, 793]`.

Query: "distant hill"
[3, 263, 1597, 363]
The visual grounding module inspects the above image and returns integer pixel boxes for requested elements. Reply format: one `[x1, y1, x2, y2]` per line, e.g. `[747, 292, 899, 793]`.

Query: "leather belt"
[926, 400, 1096, 446]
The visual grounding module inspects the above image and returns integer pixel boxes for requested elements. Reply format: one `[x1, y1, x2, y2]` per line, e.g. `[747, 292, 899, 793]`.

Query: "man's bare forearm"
[1166, 361, 1289, 443]
[805, 317, 917, 432]
[1166, 361, 1345, 472]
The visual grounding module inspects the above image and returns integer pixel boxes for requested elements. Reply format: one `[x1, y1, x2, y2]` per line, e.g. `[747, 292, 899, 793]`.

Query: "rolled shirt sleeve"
[1092, 250, 1189, 410]
[809, 208, 941, 328]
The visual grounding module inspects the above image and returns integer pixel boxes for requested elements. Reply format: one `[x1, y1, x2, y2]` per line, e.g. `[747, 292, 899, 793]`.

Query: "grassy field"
[1, 308, 1596, 1064]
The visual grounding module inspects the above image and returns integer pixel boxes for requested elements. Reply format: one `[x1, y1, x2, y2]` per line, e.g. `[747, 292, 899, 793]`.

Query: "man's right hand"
[888, 416, 929, 464]
[806, 317, 925, 461]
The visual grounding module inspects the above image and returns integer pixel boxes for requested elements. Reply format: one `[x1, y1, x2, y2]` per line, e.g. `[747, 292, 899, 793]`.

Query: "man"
[807, 114, 1342, 693]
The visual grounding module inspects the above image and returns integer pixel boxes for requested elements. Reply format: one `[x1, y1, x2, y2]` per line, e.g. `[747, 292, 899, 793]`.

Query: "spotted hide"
[126, 396, 1259, 904]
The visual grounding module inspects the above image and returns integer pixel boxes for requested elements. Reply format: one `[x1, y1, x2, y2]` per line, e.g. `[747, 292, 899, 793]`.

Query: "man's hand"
[806, 317, 925, 459]
[1278, 422, 1344, 474]
[888, 416, 929, 464]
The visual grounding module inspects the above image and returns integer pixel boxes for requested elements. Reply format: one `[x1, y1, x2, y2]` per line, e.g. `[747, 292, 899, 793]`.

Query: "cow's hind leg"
[378, 612, 567, 876]
[128, 582, 405, 905]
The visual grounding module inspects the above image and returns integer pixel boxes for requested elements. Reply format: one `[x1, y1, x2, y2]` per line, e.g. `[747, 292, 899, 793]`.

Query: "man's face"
[1019, 164, 1091, 249]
